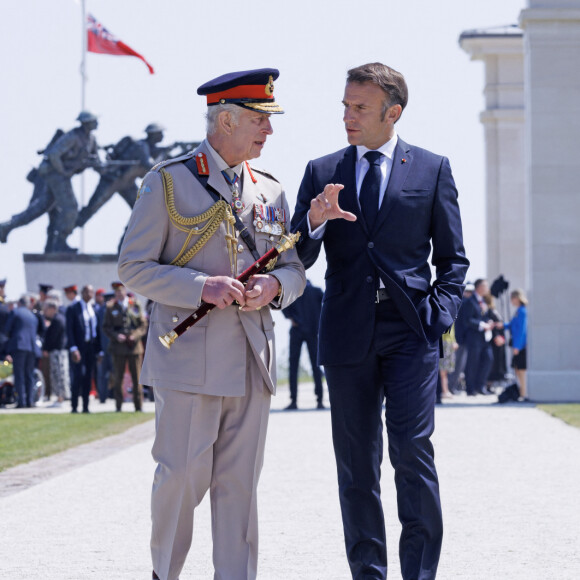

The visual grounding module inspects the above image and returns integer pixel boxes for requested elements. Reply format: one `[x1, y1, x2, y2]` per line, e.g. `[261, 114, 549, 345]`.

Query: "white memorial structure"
[460, 0, 580, 402]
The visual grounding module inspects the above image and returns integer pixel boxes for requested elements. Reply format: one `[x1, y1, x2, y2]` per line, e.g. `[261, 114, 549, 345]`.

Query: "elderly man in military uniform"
[118, 68, 305, 580]
[0, 112, 100, 252]
[102, 281, 147, 412]
[77, 123, 171, 228]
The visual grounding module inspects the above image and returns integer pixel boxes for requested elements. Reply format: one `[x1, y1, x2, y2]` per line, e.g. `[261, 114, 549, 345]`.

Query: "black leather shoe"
[316, 401, 325, 409]
[284, 401, 297, 410]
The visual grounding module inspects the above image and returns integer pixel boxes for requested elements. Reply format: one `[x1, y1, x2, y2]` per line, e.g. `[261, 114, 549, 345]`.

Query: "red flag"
[86, 14, 154, 74]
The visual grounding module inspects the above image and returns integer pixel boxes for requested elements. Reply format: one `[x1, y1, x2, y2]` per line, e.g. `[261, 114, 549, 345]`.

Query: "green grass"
[537, 404, 580, 429]
[0, 412, 154, 472]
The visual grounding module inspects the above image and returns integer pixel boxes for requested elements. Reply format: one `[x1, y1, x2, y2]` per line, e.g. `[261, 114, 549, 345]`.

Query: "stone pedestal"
[24, 253, 120, 296]
[459, 26, 527, 293]
[520, 1, 580, 401]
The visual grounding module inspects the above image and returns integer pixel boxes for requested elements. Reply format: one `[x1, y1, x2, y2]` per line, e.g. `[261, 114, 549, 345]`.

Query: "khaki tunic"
[117, 140, 306, 396]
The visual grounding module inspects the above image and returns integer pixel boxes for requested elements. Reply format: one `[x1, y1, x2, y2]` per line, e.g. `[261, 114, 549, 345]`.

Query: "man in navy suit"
[66, 284, 101, 413]
[291, 63, 469, 579]
[463, 278, 494, 396]
[5, 294, 40, 407]
[282, 279, 325, 409]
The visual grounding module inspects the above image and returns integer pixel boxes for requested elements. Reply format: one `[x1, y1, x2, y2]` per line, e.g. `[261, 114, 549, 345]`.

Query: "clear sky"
[0, 0, 525, 355]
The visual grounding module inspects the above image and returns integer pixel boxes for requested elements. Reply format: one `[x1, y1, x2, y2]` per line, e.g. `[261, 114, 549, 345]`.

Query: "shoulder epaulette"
[247, 165, 280, 184]
[150, 151, 196, 174]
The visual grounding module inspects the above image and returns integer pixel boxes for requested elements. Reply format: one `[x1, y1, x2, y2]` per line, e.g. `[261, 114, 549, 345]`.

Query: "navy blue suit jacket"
[5, 306, 39, 354]
[291, 139, 469, 366]
[282, 280, 323, 336]
[66, 301, 102, 354]
[462, 294, 488, 347]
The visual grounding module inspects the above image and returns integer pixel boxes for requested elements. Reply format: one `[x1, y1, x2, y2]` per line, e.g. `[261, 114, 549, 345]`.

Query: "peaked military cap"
[111, 281, 124, 289]
[197, 68, 284, 114]
[0, 278, 6, 287]
[63, 284, 78, 293]
[39, 283, 53, 293]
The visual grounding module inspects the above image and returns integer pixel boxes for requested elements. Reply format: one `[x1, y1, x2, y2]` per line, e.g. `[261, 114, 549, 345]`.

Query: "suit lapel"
[373, 139, 411, 233]
[337, 146, 360, 220]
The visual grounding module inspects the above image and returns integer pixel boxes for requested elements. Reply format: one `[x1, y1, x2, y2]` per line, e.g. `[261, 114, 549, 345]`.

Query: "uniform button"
[366, 276, 373, 284]
[368, 241, 374, 249]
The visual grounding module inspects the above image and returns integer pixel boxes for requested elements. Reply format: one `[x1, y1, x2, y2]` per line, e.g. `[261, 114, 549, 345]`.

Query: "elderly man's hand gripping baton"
[159, 232, 301, 349]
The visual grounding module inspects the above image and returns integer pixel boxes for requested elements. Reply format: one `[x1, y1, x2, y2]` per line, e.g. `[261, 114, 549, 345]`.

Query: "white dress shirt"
[308, 133, 398, 239]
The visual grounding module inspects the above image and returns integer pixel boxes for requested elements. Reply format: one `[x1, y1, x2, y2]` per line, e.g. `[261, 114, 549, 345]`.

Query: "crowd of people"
[437, 278, 529, 403]
[0, 278, 148, 412]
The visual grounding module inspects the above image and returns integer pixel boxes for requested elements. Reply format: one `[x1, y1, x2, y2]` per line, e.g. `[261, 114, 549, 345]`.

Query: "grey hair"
[205, 104, 241, 135]
[19, 293, 36, 308]
[47, 288, 63, 305]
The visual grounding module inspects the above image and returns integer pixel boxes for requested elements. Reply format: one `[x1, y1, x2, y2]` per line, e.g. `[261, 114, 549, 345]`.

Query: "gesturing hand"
[308, 183, 357, 230]
[201, 276, 246, 309]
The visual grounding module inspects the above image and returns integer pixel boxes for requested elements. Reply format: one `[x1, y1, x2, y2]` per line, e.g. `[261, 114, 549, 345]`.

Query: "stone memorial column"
[520, 0, 580, 401]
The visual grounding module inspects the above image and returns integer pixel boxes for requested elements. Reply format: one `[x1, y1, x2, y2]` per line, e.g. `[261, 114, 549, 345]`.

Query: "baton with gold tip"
[159, 232, 300, 349]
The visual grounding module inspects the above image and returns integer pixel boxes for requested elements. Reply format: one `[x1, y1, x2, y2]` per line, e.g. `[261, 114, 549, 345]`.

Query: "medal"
[253, 203, 286, 234]
[222, 171, 245, 214]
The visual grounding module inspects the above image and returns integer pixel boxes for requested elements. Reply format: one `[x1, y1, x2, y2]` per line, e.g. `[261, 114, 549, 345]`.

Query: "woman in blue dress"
[503, 289, 528, 400]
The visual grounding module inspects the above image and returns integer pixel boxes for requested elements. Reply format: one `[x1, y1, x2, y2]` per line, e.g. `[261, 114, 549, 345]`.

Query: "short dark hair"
[347, 62, 408, 114]
[474, 278, 487, 290]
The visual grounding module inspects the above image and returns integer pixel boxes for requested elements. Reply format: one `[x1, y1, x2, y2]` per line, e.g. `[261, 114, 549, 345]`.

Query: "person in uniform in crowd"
[118, 68, 305, 580]
[282, 278, 325, 409]
[66, 284, 101, 413]
[102, 281, 147, 412]
[5, 294, 40, 407]
[501, 289, 528, 400]
[0, 112, 101, 253]
[291, 62, 469, 580]
[63, 284, 80, 306]
[463, 278, 494, 396]
[42, 300, 70, 406]
[447, 282, 474, 393]
[0, 279, 10, 360]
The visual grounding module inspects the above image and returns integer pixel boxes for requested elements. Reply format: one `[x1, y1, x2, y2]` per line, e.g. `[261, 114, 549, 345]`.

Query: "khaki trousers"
[151, 356, 271, 580]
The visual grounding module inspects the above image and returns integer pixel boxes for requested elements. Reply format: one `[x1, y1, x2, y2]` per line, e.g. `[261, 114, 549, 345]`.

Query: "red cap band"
[206, 84, 274, 105]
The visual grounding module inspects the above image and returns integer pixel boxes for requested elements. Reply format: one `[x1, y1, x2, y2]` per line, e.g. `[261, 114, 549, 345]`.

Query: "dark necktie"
[359, 151, 383, 229]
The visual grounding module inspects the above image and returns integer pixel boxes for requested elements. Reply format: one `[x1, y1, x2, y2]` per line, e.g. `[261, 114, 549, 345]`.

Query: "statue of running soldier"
[76, 124, 198, 228]
[0, 112, 102, 252]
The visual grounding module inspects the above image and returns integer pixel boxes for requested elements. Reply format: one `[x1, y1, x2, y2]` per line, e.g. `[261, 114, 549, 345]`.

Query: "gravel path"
[1, 387, 578, 579]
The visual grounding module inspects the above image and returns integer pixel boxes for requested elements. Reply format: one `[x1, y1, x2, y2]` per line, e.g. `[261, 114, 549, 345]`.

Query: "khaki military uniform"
[102, 298, 147, 411]
[118, 139, 305, 580]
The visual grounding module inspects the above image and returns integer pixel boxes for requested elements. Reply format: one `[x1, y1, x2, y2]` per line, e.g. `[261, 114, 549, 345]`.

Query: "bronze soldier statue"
[77, 124, 199, 228]
[0, 112, 101, 253]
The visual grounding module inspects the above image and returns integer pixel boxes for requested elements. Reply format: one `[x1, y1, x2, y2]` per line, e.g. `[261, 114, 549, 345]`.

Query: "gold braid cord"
[161, 168, 237, 270]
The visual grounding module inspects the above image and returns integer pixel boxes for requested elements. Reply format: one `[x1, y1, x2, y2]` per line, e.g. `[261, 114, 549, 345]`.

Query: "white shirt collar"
[356, 132, 398, 163]
[205, 139, 244, 177]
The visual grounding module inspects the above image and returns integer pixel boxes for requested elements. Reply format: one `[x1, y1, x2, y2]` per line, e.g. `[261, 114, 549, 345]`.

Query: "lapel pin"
[401, 158, 407, 164]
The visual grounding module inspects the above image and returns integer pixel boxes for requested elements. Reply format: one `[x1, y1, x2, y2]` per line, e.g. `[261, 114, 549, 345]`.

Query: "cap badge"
[265, 75, 274, 97]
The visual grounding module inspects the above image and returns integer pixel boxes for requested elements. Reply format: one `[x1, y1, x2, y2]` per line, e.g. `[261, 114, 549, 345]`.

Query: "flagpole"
[80, 0, 87, 253]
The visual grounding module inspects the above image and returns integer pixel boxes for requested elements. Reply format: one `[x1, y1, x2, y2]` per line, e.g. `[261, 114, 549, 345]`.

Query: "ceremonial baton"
[159, 232, 300, 349]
